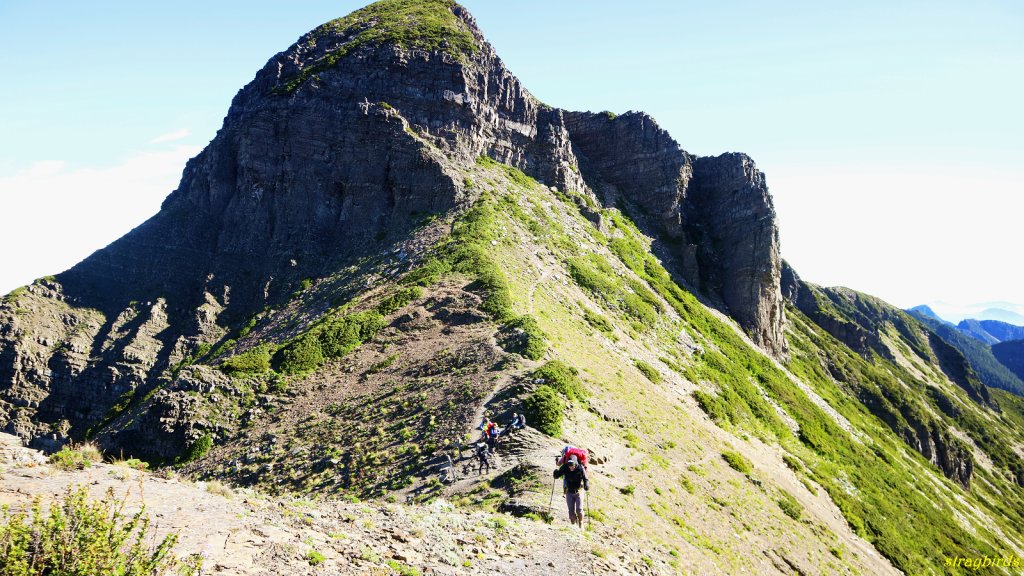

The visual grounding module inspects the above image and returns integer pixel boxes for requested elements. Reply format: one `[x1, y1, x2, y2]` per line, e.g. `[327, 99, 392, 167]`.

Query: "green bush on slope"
[273, 310, 386, 375]
[220, 343, 276, 376]
[532, 361, 585, 402]
[524, 385, 563, 437]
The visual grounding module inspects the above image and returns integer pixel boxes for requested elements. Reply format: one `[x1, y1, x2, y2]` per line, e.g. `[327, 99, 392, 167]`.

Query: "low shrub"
[0, 486, 200, 575]
[307, 550, 326, 566]
[376, 286, 423, 315]
[583, 309, 613, 333]
[524, 385, 563, 437]
[532, 361, 585, 402]
[318, 311, 386, 359]
[777, 491, 803, 520]
[567, 254, 621, 297]
[205, 480, 233, 499]
[505, 315, 547, 360]
[274, 334, 324, 375]
[180, 434, 213, 464]
[721, 450, 753, 474]
[220, 343, 275, 376]
[693, 390, 728, 424]
[782, 454, 804, 472]
[367, 353, 400, 374]
[401, 258, 451, 286]
[634, 360, 662, 384]
[49, 443, 103, 471]
[621, 293, 658, 324]
[114, 458, 149, 471]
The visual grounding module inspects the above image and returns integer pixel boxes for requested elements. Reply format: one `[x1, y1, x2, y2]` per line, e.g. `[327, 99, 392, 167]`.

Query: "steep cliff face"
[562, 111, 690, 236]
[685, 153, 784, 355]
[562, 113, 785, 355]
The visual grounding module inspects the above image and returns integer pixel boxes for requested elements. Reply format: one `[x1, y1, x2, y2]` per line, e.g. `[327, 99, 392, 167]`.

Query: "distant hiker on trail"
[483, 421, 500, 450]
[441, 453, 457, 483]
[475, 443, 492, 475]
[477, 418, 493, 439]
[554, 455, 589, 527]
[508, 413, 525, 433]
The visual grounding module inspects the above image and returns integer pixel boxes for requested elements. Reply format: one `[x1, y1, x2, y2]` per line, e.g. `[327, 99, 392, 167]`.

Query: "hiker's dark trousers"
[566, 492, 583, 523]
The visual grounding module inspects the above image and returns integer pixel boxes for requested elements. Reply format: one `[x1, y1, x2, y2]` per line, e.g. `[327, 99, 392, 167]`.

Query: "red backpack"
[556, 445, 589, 469]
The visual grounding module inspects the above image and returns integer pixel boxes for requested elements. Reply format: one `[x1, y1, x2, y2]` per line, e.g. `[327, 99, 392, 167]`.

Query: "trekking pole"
[548, 476, 557, 509]
[586, 489, 591, 531]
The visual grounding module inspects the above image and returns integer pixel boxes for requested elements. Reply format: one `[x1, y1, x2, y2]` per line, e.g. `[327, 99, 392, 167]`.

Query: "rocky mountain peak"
[272, 0, 484, 96]
[4, 0, 786, 455]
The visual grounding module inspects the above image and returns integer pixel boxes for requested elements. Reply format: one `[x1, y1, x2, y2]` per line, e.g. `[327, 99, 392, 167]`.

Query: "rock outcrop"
[562, 113, 785, 355]
[684, 153, 784, 354]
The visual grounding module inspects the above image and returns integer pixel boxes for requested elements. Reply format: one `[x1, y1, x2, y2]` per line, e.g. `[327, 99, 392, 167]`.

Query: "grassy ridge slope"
[139, 156, 1024, 574]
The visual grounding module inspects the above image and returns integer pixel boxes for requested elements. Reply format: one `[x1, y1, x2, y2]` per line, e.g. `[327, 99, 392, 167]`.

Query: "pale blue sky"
[1, 1, 1022, 309]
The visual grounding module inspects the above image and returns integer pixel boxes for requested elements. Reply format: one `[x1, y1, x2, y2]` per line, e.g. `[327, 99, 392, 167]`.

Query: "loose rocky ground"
[0, 434, 654, 575]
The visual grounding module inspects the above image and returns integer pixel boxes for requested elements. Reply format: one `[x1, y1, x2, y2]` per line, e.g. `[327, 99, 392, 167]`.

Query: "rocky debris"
[0, 434, 642, 575]
[0, 433, 47, 467]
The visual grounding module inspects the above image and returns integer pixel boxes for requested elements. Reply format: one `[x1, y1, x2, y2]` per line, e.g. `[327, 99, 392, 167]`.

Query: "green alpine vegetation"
[0, 487, 201, 575]
[276, 0, 478, 93]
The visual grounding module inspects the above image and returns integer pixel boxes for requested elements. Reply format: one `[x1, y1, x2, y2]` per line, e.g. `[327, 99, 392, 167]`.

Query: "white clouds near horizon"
[150, 128, 192, 144]
[0, 144, 201, 295]
[770, 162, 1024, 309]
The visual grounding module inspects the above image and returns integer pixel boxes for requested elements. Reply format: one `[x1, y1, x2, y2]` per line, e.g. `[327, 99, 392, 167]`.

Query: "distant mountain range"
[908, 311, 1024, 396]
[974, 308, 1024, 325]
[906, 304, 1024, 397]
[957, 319, 1024, 345]
[914, 302, 1024, 325]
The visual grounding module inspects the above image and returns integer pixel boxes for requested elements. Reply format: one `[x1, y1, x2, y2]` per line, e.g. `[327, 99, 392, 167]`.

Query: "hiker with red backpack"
[553, 454, 589, 527]
[483, 420, 500, 450]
